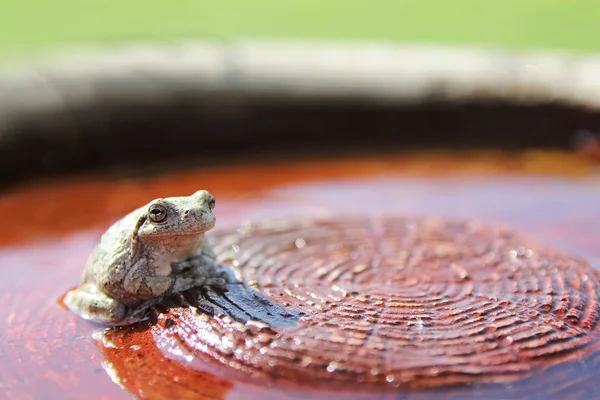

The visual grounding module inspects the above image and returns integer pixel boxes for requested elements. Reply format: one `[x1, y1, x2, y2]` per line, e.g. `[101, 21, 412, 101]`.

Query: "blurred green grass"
[0, 0, 599, 57]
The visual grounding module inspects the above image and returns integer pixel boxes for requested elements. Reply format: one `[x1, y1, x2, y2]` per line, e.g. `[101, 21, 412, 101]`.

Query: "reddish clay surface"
[193, 218, 600, 387]
[2, 151, 600, 400]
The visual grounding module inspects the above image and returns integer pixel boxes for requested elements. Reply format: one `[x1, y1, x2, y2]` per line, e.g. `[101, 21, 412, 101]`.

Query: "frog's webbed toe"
[204, 269, 230, 290]
[171, 259, 194, 274]
[205, 277, 228, 290]
[172, 252, 215, 274]
[171, 261, 230, 293]
[64, 283, 127, 325]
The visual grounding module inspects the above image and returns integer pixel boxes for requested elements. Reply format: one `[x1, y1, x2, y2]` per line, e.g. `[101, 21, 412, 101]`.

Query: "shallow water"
[1, 151, 599, 400]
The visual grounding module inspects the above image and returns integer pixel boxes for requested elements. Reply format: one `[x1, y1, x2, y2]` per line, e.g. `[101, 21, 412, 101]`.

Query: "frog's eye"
[208, 196, 216, 211]
[148, 204, 167, 222]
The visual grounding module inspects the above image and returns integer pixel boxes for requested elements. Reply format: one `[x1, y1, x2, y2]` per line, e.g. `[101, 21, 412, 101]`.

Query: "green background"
[0, 1, 597, 58]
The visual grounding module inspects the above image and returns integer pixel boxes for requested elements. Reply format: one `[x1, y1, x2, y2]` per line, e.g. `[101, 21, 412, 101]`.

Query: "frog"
[64, 190, 228, 326]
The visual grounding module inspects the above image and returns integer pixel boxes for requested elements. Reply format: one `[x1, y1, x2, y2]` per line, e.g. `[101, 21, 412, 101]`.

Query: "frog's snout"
[193, 189, 211, 200]
[181, 205, 215, 229]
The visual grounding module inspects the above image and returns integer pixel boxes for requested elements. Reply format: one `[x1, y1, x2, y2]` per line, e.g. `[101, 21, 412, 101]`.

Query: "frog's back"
[83, 208, 142, 284]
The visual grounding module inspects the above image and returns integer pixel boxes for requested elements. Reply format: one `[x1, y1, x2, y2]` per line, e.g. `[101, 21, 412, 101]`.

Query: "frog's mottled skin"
[64, 190, 227, 326]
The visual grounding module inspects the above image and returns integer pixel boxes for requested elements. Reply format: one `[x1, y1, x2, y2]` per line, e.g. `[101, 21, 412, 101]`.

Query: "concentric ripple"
[153, 217, 600, 389]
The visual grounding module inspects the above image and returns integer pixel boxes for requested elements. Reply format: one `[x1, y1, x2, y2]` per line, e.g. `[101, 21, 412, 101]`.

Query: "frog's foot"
[172, 263, 229, 293]
[171, 252, 216, 274]
[204, 270, 229, 291]
[64, 283, 127, 325]
[171, 259, 194, 274]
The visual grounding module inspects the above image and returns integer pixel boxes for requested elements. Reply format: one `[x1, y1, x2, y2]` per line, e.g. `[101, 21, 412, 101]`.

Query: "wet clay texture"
[151, 217, 600, 389]
[4, 151, 600, 400]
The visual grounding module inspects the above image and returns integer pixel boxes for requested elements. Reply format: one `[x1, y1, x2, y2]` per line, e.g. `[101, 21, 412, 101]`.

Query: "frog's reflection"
[92, 277, 301, 400]
[96, 325, 232, 400]
[65, 190, 226, 327]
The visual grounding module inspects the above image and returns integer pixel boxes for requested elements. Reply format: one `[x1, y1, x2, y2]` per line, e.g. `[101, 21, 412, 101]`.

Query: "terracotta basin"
[2, 42, 600, 400]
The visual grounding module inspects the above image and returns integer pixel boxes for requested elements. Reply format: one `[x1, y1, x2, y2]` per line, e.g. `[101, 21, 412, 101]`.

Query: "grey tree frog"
[64, 190, 227, 325]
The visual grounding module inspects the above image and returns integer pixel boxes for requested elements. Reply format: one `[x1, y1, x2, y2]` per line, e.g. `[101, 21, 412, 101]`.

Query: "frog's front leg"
[173, 256, 228, 290]
[123, 258, 173, 299]
[200, 237, 216, 260]
[64, 283, 127, 325]
[123, 258, 198, 299]
[153, 263, 228, 295]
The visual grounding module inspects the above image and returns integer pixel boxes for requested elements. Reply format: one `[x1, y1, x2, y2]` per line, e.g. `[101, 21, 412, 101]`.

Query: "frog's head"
[137, 190, 216, 238]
